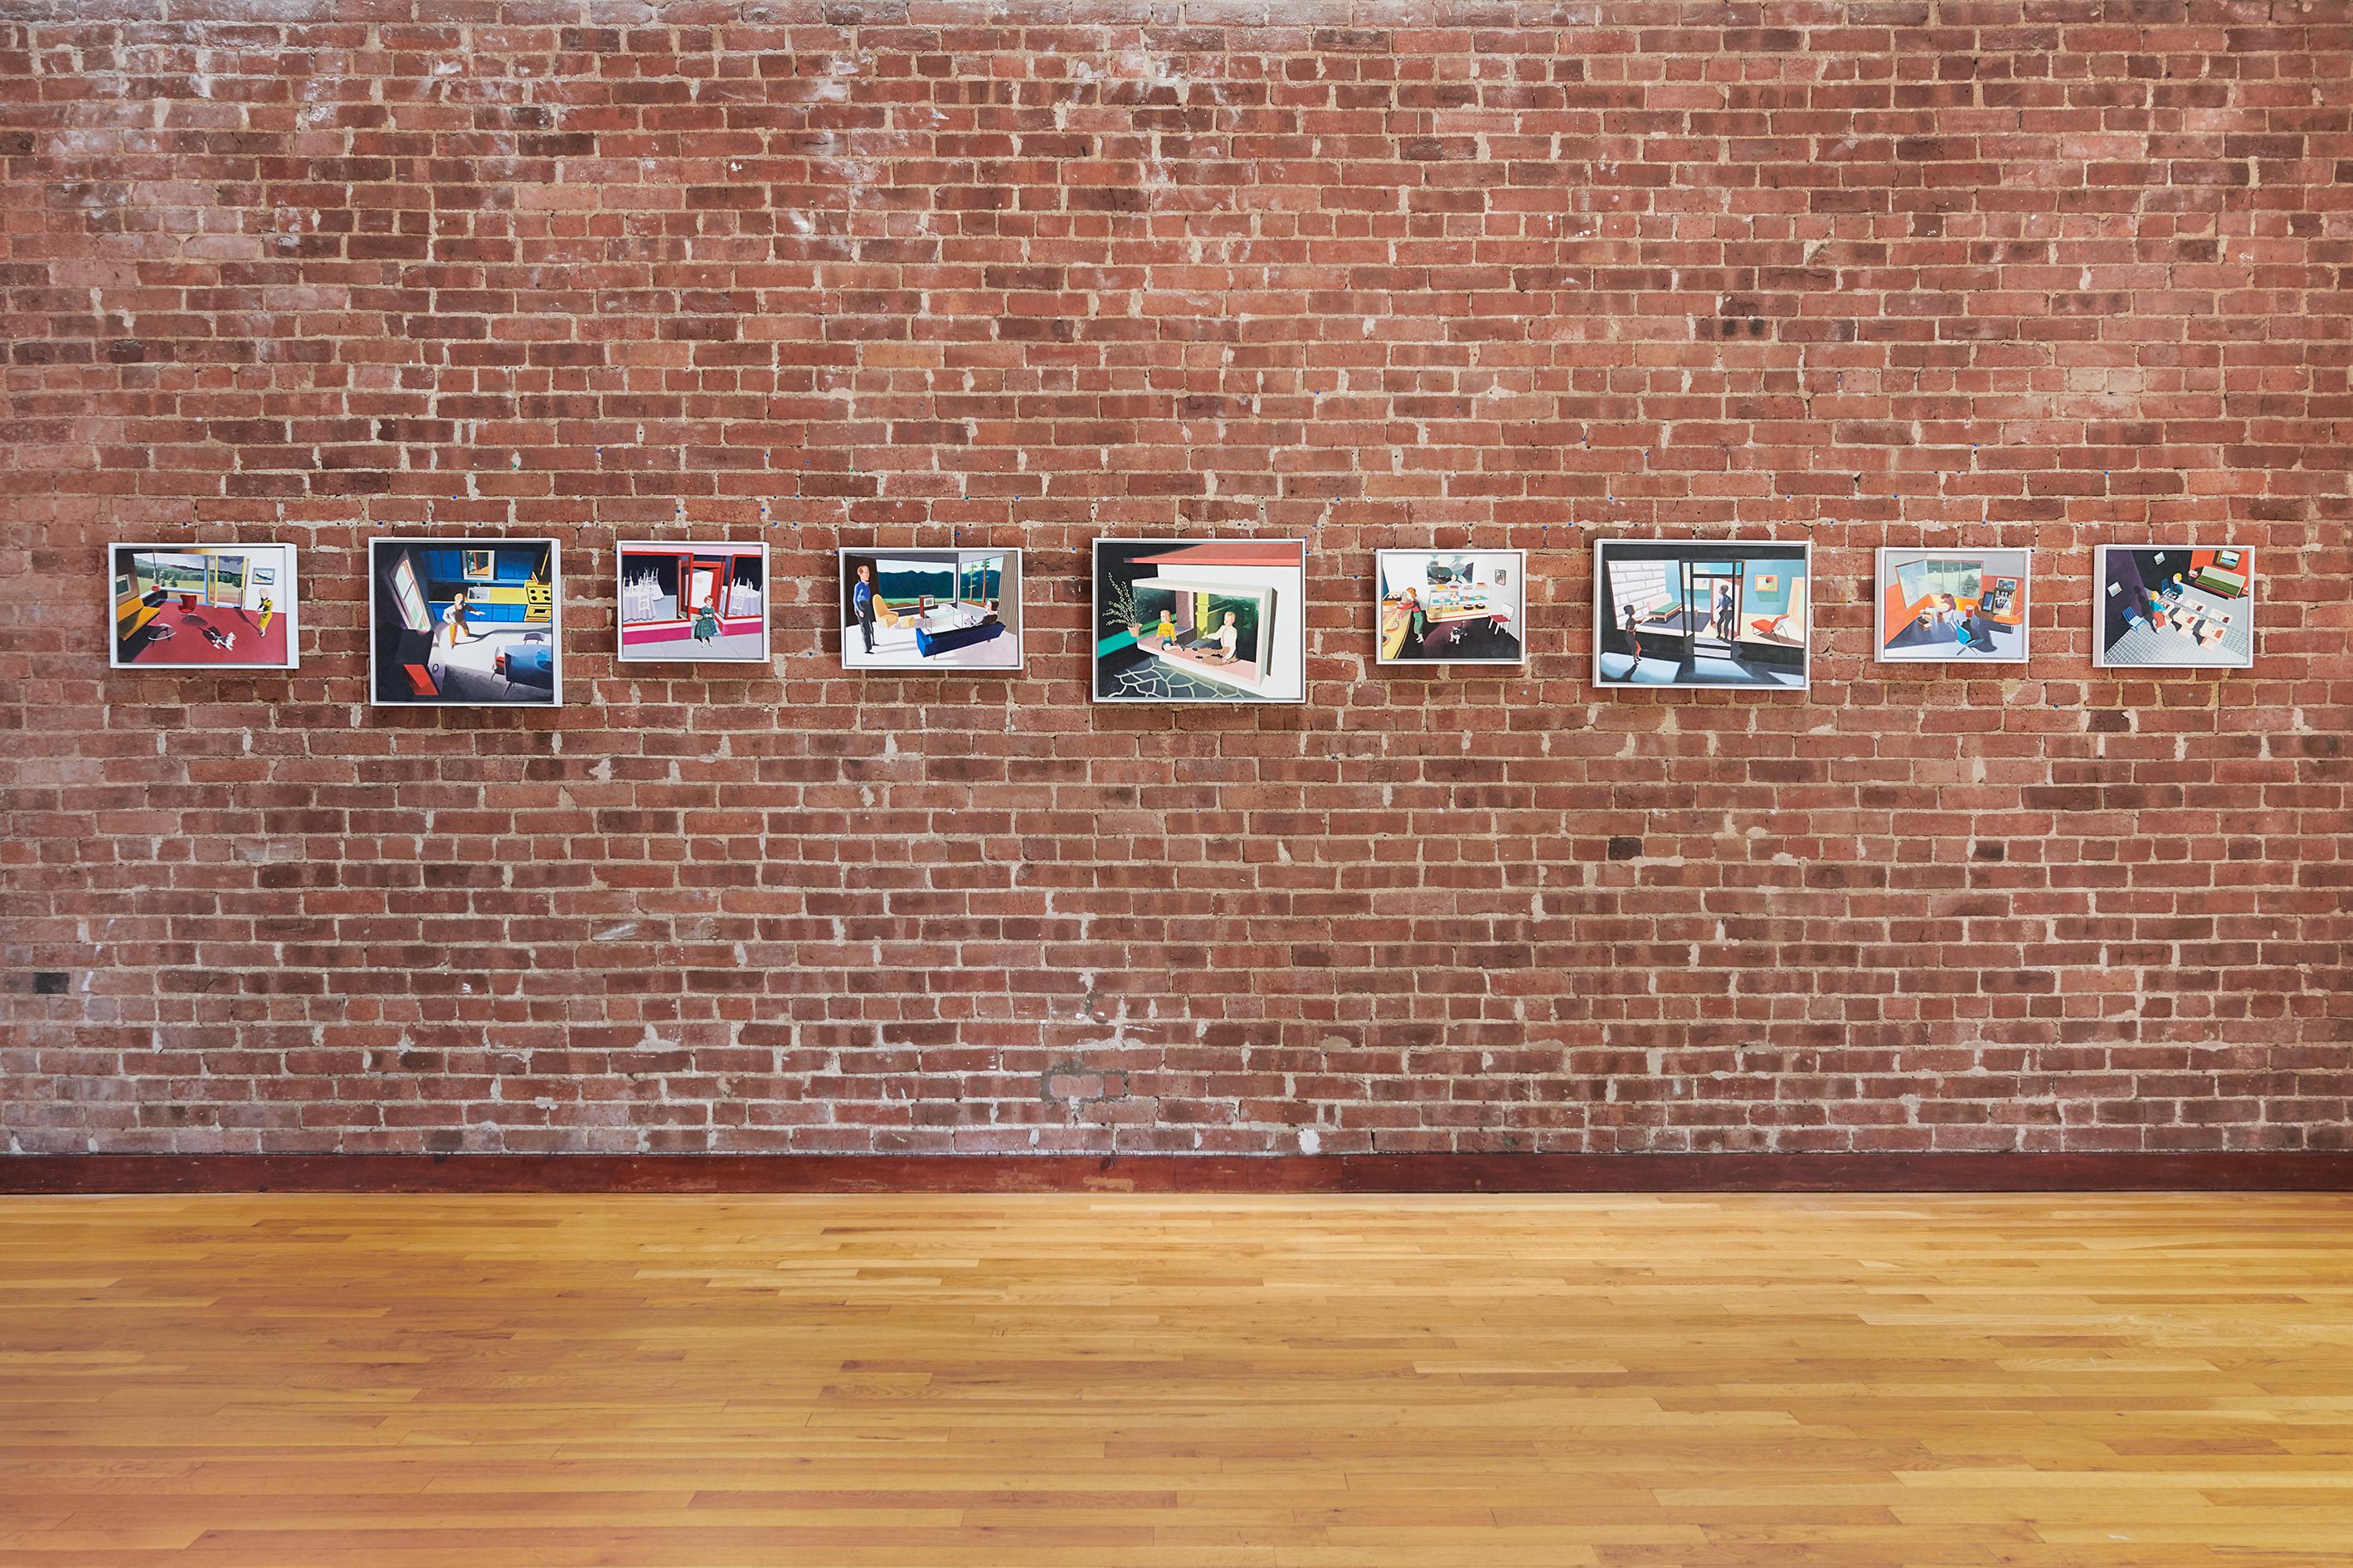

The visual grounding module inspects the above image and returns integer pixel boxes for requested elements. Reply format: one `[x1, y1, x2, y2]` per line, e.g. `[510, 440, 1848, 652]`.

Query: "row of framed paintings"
[109, 537, 2258, 706]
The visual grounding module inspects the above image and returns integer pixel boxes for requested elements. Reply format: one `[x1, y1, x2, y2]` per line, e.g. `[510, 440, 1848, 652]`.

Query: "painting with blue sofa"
[1594, 540, 1810, 690]
[839, 547, 1022, 671]
[368, 538, 562, 706]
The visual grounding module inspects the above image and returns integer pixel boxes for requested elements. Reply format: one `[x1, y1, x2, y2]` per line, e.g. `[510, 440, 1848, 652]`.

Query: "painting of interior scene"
[110, 543, 297, 669]
[2096, 546, 2253, 668]
[618, 541, 766, 663]
[1377, 549, 1525, 664]
[1876, 548, 2030, 663]
[839, 547, 1022, 671]
[1093, 539, 1305, 702]
[369, 539, 561, 706]
[1593, 540, 1810, 689]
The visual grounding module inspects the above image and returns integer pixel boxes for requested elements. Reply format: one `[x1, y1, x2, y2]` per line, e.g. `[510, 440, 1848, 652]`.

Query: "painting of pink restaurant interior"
[839, 547, 1022, 671]
[1377, 548, 1524, 663]
[618, 541, 767, 662]
[1092, 539, 1305, 702]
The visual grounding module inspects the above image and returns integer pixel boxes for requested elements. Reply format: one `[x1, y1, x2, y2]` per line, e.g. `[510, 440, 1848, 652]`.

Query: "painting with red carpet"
[109, 543, 298, 670]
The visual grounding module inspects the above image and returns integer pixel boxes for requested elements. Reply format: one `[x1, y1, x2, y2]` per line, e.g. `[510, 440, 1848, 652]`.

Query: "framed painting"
[1594, 540, 1811, 690]
[369, 538, 562, 706]
[1091, 539, 1306, 703]
[1375, 549, 1527, 666]
[109, 542, 298, 670]
[839, 547, 1023, 672]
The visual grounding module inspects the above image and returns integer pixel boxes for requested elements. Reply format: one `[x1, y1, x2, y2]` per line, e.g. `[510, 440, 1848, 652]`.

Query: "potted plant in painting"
[1105, 580, 1146, 640]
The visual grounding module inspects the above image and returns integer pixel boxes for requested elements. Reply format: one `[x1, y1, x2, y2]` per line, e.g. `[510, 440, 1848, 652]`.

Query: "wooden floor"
[2, 1195, 2351, 1566]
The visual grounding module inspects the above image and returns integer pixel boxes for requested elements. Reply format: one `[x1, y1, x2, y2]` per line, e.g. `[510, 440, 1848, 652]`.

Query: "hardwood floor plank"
[2, 1194, 2350, 1566]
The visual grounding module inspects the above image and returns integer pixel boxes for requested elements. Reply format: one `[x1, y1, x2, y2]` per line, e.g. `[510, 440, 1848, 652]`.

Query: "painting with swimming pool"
[1876, 548, 2030, 664]
[839, 547, 1023, 671]
[1093, 538, 1306, 702]
[1593, 540, 1810, 690]
[2094, 546, 2254, 669]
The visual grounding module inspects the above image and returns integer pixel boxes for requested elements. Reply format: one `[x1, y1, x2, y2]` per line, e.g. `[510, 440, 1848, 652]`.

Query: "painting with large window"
[837, 547, 1023, 671]
[367, 538, 562, 706]
[1091, 538, 1306, 702]
[1876, 548, 2031, 664]
[109, 542, 299, 670]
[1592, 540, 1810, 690]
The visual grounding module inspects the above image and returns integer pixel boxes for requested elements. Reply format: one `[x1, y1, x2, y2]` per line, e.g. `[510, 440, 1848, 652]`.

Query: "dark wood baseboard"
[3, 1152, 2351, 1195]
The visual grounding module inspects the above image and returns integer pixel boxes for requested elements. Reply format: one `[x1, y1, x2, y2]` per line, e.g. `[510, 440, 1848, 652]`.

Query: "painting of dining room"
[839, 547, 1023, 672]
[1876, 548, 2030, 663]
[1092, 538, 1305, 703]
[1376, 549, 1526, 665]
[1593, 540, 1810, 689]
[2094, 546, 2255, 668]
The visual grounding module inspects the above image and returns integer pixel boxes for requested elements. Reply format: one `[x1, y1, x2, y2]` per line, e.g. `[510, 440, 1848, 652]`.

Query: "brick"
[0, 4, 2346, 1160]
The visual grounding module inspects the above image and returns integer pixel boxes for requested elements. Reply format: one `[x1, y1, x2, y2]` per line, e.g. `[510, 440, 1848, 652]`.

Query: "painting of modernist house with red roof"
[1091, 539, 1306, 703]
[110, 543, 298, 670]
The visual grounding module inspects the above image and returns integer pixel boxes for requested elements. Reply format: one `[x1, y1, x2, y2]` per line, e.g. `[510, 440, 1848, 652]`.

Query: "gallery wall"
[2, 2, 2348, 1160]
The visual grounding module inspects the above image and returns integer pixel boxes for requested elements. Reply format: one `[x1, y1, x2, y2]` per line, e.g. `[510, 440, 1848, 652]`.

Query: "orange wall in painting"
[1882, 565, 2003, 644]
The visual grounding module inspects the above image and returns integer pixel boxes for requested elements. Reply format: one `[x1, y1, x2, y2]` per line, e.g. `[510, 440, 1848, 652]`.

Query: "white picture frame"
[108, 541, 299, 671]
[1593, 538, 1812, 692]
[1373, 548, 1529, 667]
[367, 537, 562, 706]
[1091, 538, 1308, 704]
[835, 546, 1025, 672]
[2092, 545, 2255, 670]
[1874, 547, 2032, 665]
[616, 540, 770, 664]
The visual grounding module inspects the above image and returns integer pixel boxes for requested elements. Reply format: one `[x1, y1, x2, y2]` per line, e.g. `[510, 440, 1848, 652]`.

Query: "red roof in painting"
[1130, 541, 1300, 567]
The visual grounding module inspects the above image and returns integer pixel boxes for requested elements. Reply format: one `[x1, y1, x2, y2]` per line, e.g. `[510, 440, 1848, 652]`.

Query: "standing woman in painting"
[1623, 602, 1644, 666]
[853, 561, 878, 654]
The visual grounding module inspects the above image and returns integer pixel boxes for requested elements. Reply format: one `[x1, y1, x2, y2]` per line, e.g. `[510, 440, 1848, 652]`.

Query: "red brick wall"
[4, 3, 2348, 1160]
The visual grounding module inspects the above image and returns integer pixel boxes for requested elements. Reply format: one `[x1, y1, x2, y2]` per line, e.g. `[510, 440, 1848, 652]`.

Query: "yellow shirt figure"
[1155, 609, 1175, 640]
[256, 596, 275, 634]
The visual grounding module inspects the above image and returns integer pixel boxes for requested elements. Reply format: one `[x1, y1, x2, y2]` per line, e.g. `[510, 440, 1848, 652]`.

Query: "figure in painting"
[853, 561, 878, 654]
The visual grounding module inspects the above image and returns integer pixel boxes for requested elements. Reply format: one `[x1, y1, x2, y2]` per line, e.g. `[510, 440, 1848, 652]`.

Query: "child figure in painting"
[1156, 608, 1177, 642]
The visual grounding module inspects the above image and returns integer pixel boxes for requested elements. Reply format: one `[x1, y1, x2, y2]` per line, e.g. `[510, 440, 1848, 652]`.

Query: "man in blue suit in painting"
[853, 561, 877, 653]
